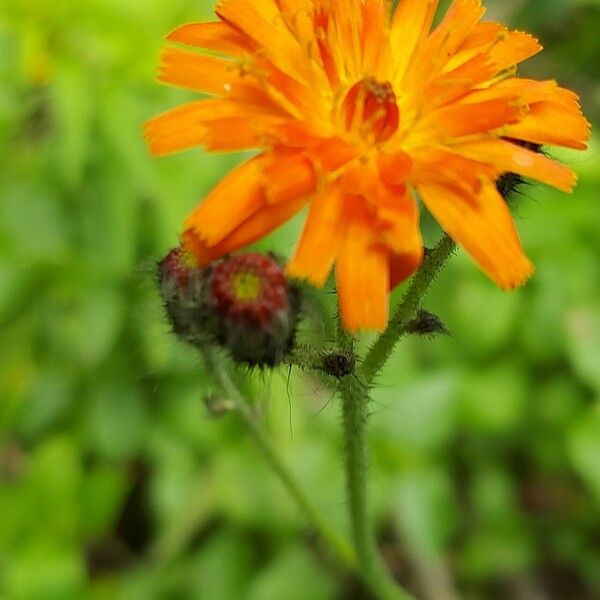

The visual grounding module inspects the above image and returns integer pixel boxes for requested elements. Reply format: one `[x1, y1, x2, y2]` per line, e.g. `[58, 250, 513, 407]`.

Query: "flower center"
[232, 271, 262, 301]
[210, 253, 290, 327]
[341, 78, 399, 144]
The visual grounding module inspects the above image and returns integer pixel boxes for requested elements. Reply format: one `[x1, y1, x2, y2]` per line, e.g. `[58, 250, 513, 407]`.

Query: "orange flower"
[145, 0, 590, 332]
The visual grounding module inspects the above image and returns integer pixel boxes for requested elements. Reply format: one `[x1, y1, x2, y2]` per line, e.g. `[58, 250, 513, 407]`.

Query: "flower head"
[146, 0, 590, 332]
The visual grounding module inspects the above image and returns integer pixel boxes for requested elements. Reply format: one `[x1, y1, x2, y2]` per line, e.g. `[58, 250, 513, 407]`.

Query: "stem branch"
[200, 347, 356, 570]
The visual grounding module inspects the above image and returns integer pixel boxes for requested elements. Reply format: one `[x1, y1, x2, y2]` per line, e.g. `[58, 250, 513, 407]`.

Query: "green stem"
[339, 372, 415, 600]
[336, 316, 413, 599]
[285, 343, 355, 379]
[285, 343, 325, 371]
[200, 347, 356, 571]
[361, 235, 455, 383]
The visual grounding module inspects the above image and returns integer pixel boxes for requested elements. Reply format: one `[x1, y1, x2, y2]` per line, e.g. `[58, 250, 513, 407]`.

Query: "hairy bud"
[158, 248, 301, 366]
[406, 310, 450, 337]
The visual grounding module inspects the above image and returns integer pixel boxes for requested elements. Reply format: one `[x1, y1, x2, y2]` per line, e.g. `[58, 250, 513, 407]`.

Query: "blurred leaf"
[98, 89, 159, 197]
[0, 261, 34, 321]
[23, 437, 83, 542]
[565, 305, 600, 391]
[459, 528, 535, 581]
[0, 182, 68, 261]
[18, 367, 73, 438]
[46, 282, 126, 368]
[84, 372, 148, 460]
[246, 545, 337, 600]
[459, 362, 529, 434]
[4, 540, 86, 600]
[535, 376, 586, 428]
[81, 465, 129, 538]
[393, 468, 457, 558]
[148, 433, 203, 528]
[78, 168, 139, 276]
[212, 445, 302, 534]
[189, 531, 252, 600]
[372, 370, 459, 454]
[51, 59, 92, 188]
[448, 274, 522, 358]
[568, 406, 600, 501]
[471, 468, 519, 529]
[150, 456, 220, 564]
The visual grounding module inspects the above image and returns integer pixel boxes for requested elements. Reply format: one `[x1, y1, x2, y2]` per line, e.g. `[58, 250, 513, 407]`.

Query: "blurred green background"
[1, 0, 599, 598]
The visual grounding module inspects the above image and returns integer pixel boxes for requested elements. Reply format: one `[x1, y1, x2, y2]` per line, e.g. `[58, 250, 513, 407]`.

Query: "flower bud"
[209, 253, 301, 366]
[157, 247, 215, 346]
[157, 248, 301, 366]
[405, 310, 450, 337]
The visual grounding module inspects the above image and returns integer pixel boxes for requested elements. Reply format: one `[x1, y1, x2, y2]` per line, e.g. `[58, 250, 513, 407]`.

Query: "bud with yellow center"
[158, 249, 302, 366]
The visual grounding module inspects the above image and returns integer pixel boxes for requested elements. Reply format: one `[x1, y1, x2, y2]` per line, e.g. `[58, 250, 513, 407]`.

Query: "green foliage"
[0, 1, 599, 598]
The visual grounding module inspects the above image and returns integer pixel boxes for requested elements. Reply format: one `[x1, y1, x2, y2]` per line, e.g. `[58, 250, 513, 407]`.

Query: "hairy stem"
[285, 343, 354, 377]
[361, 235, 455, 383]
[339, 371, 415, 600]
[200, 347, 356, 570]
[335, 316, 413, 599]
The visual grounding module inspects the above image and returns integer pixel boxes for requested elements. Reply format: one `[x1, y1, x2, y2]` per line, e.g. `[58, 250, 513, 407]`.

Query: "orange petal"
[182, 195, 307, 265]
[414, 0, 484, 77]
[180, 229, 223, 264]
[390, 0, 438, 82]
[274, 0, 315, 44]
[425, 51, 498, 107]
[489, 30, 542, 71]
[198, 115, 286, 151]
[327, 0, 363, 76]
[254, 57, 322, 121]
[361, 0, 389, 75]
[263, 153, 316, 204]
[157, 47, 278, 107]
[376, 189, 424, 257]
[313, 6, 342, 88]
[166, 21, 255, 56]
[418, 98, 522, 139]
[459, 78, 558, 106]
[145, 101, 216, 156]
[389, 246, 424, 290]
[272, 120, 325, 148]
[453, 138, 577, 192]
[552, 87, 585, 112]
[271, 124, 355, 170]
[184, 157, 267, 246]
[450, 27, 540, 75]
[430, 0, 485, 57]
[458, 22, 504, 52]
[336, 203, 389, 332]
[309, 137, 357, 171]
[216, 0, 311, 84]
[436, 49, 495, 86]
[337, 161, 422, 260]
[338, 161, 379, 198]
[502, 101, 590, 150]
[286, 184, 345, 286]
[144, 100, 285, 155]
[377, 151, 412, 187]
[411, 148, 500, 193]
[418, 179, 534, 289]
